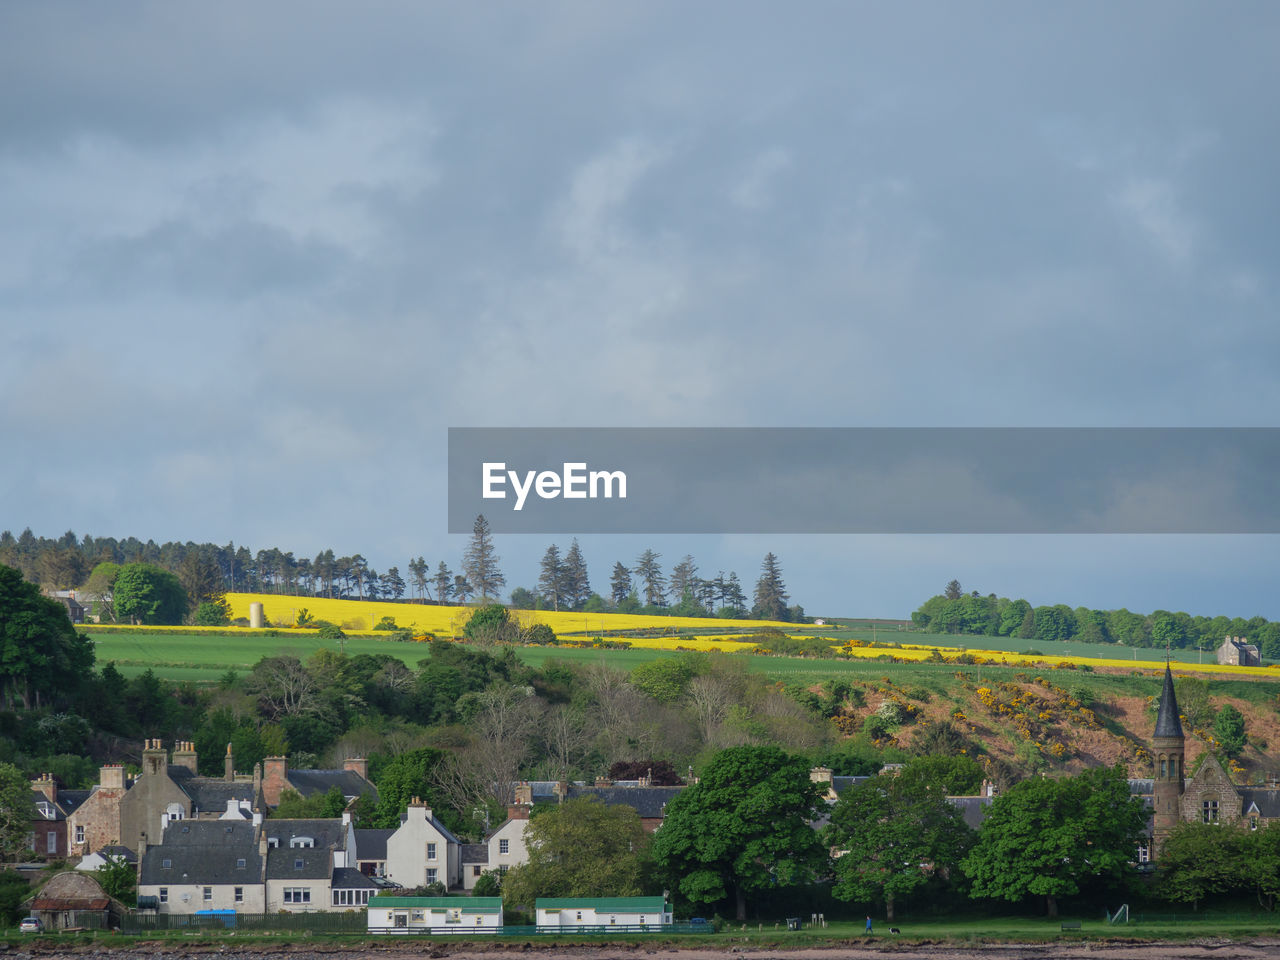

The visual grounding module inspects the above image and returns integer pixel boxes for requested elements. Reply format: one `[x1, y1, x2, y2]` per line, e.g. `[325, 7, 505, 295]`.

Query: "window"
[499, 838, 509, 854]
[234, 887, 243, 903]
[426, 842, 437, 860]
[47, 832, 58, 854]
[1202, 800, 1220, 823]
[162, 859, 172, 869]
[1251, 816, 1260, 831]
[575, 912, 582, 921]
[426, 868, 438, 884]
[1170, 756, 1178, 777]
[38, 802, 54, 819]
[236, 858, 246, 869]
[446, 908, 462, 924]
[411, 910, 425, 922]
[283, 888, 311, 904]
[294, 858, 304, 870]
[498, 864, 508, 875]
[74, 825, 85, 844]
[1159, 757, 1167, 777]
[203, 887, 212, 902]
[159, 888, 168, 904]
[473, 866, 481, 877]
[289, 837, 314, 848]
[1136, 843, 1150, 863]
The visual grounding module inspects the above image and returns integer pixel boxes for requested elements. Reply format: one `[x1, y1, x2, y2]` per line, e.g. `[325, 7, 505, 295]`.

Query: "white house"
[535, 897, 672, 930]
[367, 896, 502, 933]
[461, 806, 532, 890]
[385, 800, 461, 890]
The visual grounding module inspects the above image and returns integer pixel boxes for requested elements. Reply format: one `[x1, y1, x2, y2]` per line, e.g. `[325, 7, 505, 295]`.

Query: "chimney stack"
[225, 743, 235, 781]
[172, 741, 198, 774]
[343, 757, 369, 781]
[32, 773, 57, 803]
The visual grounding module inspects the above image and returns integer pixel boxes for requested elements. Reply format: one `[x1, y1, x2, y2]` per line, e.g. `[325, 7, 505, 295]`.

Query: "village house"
[71, 740, 375, 863]
[23, 871, 127, 931]
[136, 813, 378, 914]
[384, 800, 462, 890]
[460, 804, 531, 890]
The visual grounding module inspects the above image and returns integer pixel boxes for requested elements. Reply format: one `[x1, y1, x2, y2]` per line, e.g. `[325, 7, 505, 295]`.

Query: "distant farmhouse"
[1217, 635, 1261, 667]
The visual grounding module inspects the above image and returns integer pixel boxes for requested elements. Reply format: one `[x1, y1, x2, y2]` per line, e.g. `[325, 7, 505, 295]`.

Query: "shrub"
[193, 597, 231, 626]
[315, 621, 345, 640]
[373, 616, 399, 631]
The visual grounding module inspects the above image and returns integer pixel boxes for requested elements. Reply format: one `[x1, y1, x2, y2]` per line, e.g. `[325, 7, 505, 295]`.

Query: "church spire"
[1155, 662, 1184, 738]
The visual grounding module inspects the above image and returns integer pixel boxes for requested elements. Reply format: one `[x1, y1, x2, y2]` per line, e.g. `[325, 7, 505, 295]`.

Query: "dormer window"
[268, 838, 279, 848]
[37, 802, 54, 819]
[289, 836, 314, 848]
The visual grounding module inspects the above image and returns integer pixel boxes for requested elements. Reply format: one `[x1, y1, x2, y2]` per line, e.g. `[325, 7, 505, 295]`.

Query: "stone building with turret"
[1149, 664, 1280, 854]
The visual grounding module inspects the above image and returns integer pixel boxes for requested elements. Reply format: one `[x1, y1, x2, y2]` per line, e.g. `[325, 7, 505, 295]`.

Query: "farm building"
[367, 896, 503, 933]
[535, 896, 672, 930]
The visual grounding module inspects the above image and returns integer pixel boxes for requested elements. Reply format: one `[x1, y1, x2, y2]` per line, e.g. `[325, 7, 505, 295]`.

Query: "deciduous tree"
[502, 797, 654, 907]
[827, 770, 974, 920]
[960, 765, 1146, 917]
[652, 745, 825, 920]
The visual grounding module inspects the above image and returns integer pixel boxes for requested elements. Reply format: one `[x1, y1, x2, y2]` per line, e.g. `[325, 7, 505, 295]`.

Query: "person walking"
[865, 916, 873, 934]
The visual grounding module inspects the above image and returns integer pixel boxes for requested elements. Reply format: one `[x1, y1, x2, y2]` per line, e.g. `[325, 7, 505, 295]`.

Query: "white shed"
[367, 896, 503, 934]
[536, 896, 672, 930]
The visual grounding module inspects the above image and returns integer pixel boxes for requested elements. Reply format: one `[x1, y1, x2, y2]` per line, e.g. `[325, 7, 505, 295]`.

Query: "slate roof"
[139, 821, 261, 886]
[163, 767, 258, 813]
[261, 818, 348, 850]
[266, 844, 331, 881]
[332, 867, 380, 890]
[564, 785, 685, 819]
[262, 818, 346, 881]
[354, 828, 395, 861]
[831, 776, 868, 796]
[461, 843, 488, 865]
[31, 792, 65, 821]
[947, 796, 993, 830]
[59, 789, 92, 814]
[1240, 789, 1280, 819]
[287, 769, 377, 802]
[1154, 664, 1184, 738]
[94, 845, 138, 863]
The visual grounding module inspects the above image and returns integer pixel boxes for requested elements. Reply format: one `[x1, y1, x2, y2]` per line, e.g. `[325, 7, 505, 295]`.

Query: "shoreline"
[11, 937, 1280, 960]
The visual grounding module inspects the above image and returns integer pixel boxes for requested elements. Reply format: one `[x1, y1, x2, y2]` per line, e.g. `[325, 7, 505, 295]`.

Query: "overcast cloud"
[2, 2, 1278, 618]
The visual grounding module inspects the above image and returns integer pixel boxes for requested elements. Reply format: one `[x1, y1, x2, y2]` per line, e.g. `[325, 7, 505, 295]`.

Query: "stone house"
[1217, 636, 1261, 667]
[66, 765, 128, 857]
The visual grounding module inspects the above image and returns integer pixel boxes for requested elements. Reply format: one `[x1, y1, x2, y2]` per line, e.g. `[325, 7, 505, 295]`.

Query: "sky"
[2, 2, 1278, 620]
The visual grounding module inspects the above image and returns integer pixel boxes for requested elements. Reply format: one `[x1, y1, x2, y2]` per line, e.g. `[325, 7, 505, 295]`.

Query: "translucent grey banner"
[447, 428, 1280, 534]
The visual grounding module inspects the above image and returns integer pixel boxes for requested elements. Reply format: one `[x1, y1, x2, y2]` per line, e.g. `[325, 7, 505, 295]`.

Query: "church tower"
[1152, 663, 1185, 845]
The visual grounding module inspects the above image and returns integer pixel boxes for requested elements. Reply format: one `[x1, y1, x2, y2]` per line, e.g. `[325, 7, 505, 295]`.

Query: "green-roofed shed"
[368, 896, 503, 933]
[536, 896, 671, 929]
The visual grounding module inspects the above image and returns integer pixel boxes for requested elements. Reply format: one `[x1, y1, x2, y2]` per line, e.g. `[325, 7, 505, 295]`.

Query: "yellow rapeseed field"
[224, 593, 792, 637]
[210, 594, 1279, 675]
